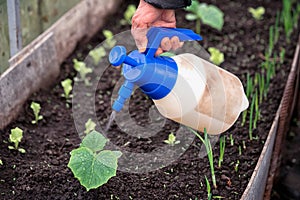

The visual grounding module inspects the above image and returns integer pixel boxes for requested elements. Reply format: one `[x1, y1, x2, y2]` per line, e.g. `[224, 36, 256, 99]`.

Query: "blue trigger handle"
[145, 27, 202, 58]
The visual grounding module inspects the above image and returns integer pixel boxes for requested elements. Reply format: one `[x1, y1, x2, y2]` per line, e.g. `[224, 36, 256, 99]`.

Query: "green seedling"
[73, 59, 92, 85]
[84, 119, 96, 135]
[279, 48, 286, 64]
[248, 7, 265, 20]
[68, 130, 122, 191]
[0, 159, 3, 165]
[190, 128, 217, 189]
[8, 127, 26, 153]
[229, 134, 234, 146]
[268, 25, 274, 55]
[238, 145, 242, 156]
[282, 0, 293, 41]
[30, 102, 43, 124]
[274, 11, 280, 44]
[249, 93, 255, 140]
[234, 160, 240, 172]
[89, 46, 106, 65]
[120, 4, 136, 25]
[218, 136, 226, 168]
[103, 30, 117, 49]
[208, 47, 224, 65]
[205, 176, 212, 200]
[185, 0, 224, 34]
[164, 132, 180, 146]
[61, 78, 73, 101]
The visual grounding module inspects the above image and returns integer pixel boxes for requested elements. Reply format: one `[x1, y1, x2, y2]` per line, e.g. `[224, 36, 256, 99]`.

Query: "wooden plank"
[0, 32, 58, 129]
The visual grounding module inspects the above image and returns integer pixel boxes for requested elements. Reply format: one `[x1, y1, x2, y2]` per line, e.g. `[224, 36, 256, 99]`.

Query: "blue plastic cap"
[109, 46, 127, 66]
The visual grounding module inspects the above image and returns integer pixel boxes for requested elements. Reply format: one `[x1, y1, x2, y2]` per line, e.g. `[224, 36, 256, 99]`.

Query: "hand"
[131, 0, 183, 56]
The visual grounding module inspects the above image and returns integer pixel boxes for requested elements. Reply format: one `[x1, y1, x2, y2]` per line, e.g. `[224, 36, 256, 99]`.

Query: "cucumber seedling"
[164, 132, 180, 146]
[68, 130, 122, 191]
[208, 47, 224, 65]
[120, 4, 136, 25]
[30, 102, 43, 124]
[8, 127, 26, 153]
[103, 30, 117, 49]
[88, 47, 106, 65]
[248, 6, 265, 20]
[185, 0, 224, 34]
[61, 78, 73, 103]
[84, 119, 96, 135]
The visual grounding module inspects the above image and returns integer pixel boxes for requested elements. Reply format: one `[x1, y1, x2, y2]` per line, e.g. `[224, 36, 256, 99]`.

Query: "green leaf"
[81, 130, 108, 152]
[9, 127, 23, 149]
[61, 79, 73, 99]
[248, 7, 265, 20]
[84, 119, 96, 135]
[160, 52, 176, 57]
[18, 148, 26, 154]
[185, 0, 200, 13]
[185, 13, 198, 21]
[88, 47, 106, 65]
[0, 159, 3, 165]
[73, 59, 93, 80]
[30, 102, 43, 124]
[123, 4, 136, 25]
[68, 147, 120, 191]
[198, 4, 224, 31]
[103, 30, 117, 49]
[208, 47, 224, 65]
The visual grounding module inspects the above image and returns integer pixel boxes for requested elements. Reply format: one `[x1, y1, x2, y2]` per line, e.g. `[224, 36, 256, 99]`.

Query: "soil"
[0, 0, 299, 199]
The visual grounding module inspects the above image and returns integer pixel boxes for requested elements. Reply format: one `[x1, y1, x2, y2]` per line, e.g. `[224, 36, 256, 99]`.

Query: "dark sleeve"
[144, 0, 192, 9]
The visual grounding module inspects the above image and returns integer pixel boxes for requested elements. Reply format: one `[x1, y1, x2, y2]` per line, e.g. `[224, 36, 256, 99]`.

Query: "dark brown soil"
[0, 0, 299, 199]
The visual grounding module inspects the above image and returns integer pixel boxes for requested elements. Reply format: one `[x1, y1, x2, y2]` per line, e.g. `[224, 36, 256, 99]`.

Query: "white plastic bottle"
[153, 53, 249, 135]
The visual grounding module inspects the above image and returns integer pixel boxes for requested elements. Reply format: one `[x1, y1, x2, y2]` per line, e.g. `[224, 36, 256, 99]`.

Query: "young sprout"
[84, 119, 96, 135]
[185, 0, 224, 34]
[30, 102, 43, 124]
[120, 4, 136, 25]
[103, 30, 117, 49]
[0, 159, 3, 165]
[268, 25, 274, 55]
[248, 7, 265, 20]
[282, 0, 293, 40]
[61, 78, 73, 101]
[279, 48, 286, 64]
[229, 134, 234, 146]
[234, 160, 240, 172]
[164, 132, 180, 146]
[190, 128, 217, 189]
[205, 176, 212, 200]
[249, 92, 255, 140]
[238, 145, 242, 156]
[73, 59, 93, 85]
[208, 47, 224, 65]
[218, 136, 226, 168]
[8, 127, 26, 153]
[68, 130, 122, 191]
[88, 47, 106, 65]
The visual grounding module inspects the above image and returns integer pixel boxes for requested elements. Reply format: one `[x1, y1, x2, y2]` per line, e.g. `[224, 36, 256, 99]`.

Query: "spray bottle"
[109, 27, 248, 135]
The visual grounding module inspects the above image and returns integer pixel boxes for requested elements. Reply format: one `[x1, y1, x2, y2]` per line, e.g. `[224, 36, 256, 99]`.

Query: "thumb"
[131, 28, 148, 53]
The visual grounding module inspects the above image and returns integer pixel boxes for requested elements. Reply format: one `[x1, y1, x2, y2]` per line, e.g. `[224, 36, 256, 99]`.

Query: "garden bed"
[0, 0, 299, 199]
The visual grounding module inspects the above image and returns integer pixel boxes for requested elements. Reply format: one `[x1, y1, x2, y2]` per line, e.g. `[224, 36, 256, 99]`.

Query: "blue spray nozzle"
[109, 27, 202, 112]
[109, 46, 139, 67]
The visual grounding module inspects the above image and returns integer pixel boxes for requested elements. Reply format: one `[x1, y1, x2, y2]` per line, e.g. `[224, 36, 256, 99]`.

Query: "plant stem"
[190, 128, 217, 189]
[196, 19, 201, 34]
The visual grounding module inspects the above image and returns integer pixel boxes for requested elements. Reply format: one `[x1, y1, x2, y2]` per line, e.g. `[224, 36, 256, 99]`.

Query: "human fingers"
[131, 28, 148, 52]
[160, 37, 172, 52]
